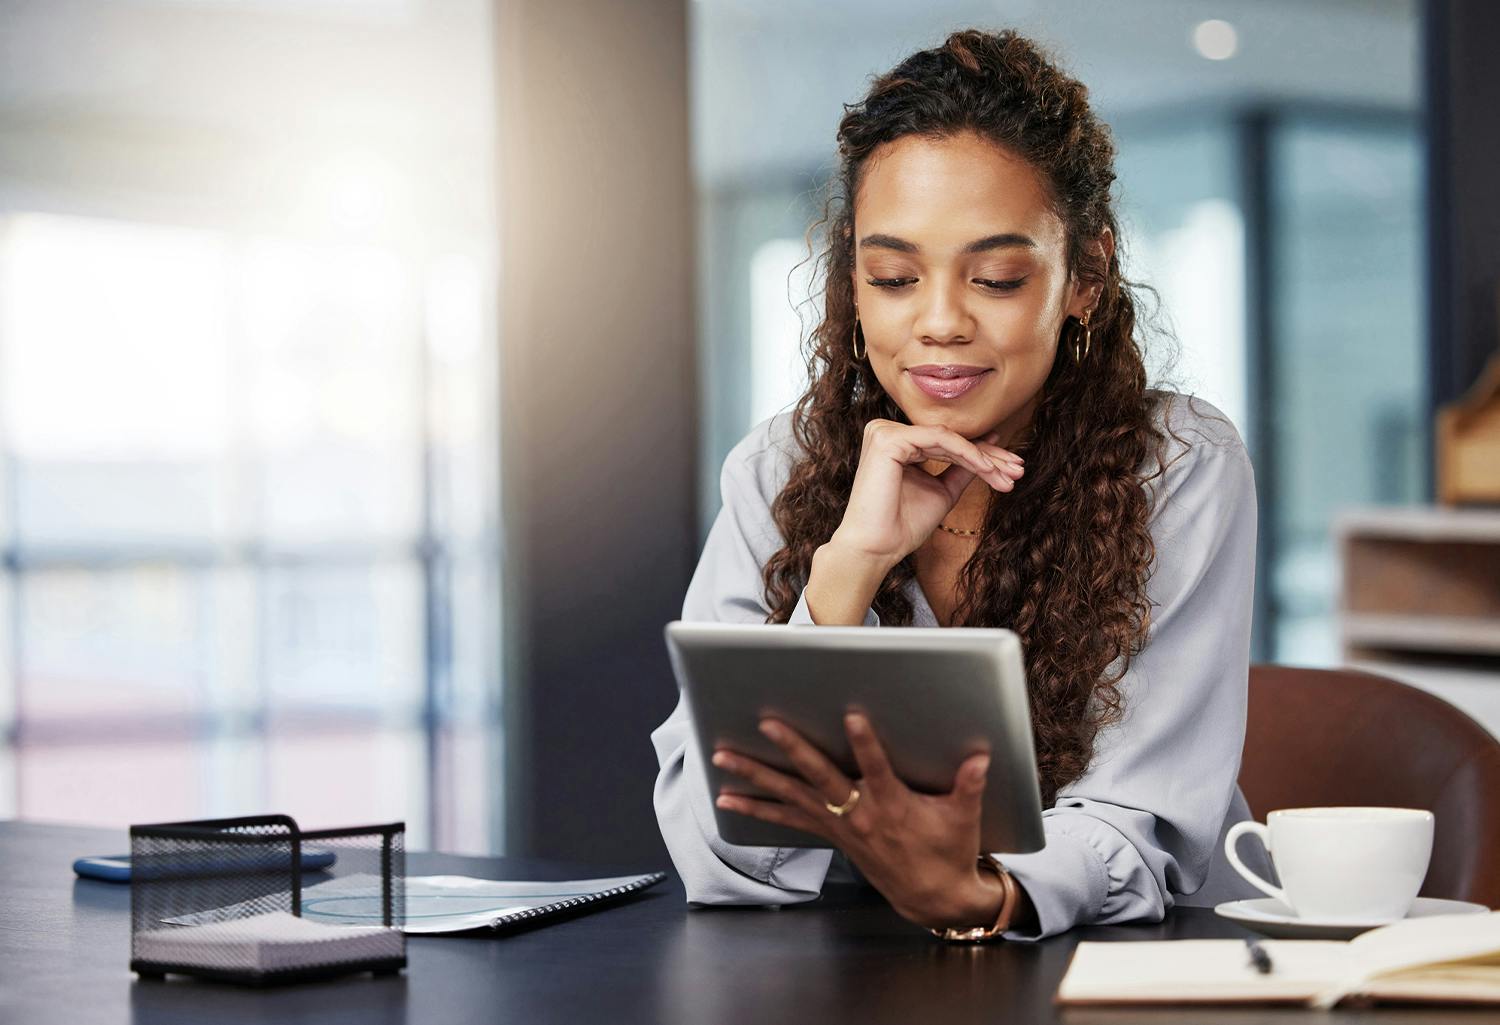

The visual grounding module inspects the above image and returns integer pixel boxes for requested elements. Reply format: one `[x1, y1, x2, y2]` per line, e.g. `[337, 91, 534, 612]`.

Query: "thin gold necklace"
[936, 521, 982, 537]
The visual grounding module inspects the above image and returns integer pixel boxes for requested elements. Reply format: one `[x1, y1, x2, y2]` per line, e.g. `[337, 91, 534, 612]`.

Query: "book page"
[1057, 940, 1353, 1004]
[1362, 966, 1500, 1005]
[1351, 911, 1500, 980]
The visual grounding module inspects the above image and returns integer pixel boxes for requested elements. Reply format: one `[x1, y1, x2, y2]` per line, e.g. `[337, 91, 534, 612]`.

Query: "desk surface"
[0, 820, 1485, 1024]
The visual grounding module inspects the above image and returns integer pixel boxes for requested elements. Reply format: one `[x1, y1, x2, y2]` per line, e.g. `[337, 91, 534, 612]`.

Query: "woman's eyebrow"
[858, 232, 1038, 254]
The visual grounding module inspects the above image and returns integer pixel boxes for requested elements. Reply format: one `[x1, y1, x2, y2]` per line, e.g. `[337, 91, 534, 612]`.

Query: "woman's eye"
[864, 276, 1026, 292]
[975, 277, 1026, 292]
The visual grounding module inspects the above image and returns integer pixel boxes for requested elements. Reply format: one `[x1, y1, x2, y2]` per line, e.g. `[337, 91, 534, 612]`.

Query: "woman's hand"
[832, 419, 1024, 569]
[711, 712, 1011, 932]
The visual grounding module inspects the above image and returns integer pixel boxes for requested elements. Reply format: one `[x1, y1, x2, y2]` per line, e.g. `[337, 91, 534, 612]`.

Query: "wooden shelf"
[1334, 506, 1500, 543]
[1342, 612, 1500, 657]
[1338, 506, 1500, 663]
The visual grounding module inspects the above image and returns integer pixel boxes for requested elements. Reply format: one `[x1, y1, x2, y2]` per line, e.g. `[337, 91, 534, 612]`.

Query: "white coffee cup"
[1224, 806, 1434, 922]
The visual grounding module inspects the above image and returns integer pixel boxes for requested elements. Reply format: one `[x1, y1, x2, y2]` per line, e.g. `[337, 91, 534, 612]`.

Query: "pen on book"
[1245, 938, 1273, 974]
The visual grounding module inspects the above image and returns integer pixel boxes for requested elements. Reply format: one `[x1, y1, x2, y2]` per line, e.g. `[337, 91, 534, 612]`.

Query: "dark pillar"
[495, 0, 695, 864]
[1424, 0, 1500, 429]
[1239, 109, 1275, 665]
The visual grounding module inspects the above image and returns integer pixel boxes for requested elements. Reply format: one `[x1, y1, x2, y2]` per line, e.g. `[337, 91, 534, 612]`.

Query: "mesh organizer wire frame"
[129, 814, 406, 986]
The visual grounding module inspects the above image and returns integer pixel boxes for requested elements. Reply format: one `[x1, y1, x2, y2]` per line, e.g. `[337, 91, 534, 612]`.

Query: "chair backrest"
[1240, 664, 1500, 906]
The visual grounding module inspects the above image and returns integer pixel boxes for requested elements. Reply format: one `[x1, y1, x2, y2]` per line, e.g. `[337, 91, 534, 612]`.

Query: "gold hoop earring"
[852, 315, 866, 361]
[1072, 310, 1092, 366]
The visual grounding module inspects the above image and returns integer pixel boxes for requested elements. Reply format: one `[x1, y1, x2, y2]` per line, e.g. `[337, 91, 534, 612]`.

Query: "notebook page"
[1360, 965, 1500, 1005]
[1057, 940, 1353, 1004]
[1350, 911, 1500, 980]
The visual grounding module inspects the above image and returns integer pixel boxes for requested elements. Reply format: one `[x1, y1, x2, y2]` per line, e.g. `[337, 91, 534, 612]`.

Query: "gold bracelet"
[928, 854, 1018, 943]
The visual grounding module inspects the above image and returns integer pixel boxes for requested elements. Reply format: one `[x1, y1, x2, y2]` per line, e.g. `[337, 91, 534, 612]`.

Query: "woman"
[652, 27, 1269, 941]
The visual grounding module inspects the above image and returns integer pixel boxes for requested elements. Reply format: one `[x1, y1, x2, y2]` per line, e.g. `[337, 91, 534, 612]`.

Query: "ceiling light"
[1193, 19, 1239, 61]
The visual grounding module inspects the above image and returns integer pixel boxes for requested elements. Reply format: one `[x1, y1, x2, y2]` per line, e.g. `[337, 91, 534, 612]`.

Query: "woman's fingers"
[907, 438, 994, 479]
[936, 458, 1013, 503]
[948, 753, 991, 820]
[867, 421, 1010, 480]
[910, 438, 1023, 493]
[844, 712, 902, 802]
[758, 718, 856, 807]
[976, 442, 1025, 472]
[865, 420, 1024, 468]
[862, 420, 1026, 495]
[714, 793, 831, 840]
[913, 442, 1017, 494]
[971, 444, 1024, 492]
[711, 747, 825, 818]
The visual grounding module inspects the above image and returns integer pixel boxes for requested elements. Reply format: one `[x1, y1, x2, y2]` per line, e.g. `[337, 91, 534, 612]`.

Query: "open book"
[1056, 910, 1500, 1009]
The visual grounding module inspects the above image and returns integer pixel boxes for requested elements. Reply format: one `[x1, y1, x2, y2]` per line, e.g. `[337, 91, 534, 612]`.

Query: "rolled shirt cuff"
[994, 829, 1112, 942]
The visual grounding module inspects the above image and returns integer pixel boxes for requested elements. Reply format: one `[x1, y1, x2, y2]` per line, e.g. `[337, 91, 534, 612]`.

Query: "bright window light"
[0, 214, 232, 460]
[1129, 198, 1248, 438]
[749, 237, 816, 428]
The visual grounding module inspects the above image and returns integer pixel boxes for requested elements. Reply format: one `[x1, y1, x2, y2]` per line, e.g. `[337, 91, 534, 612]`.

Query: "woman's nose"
[911, 277, 975, 344]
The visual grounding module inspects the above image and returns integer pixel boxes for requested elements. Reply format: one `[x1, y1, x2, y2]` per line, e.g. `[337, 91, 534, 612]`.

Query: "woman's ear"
[1070, 227, 1115, 316]
[1094, 225, 1115, 279]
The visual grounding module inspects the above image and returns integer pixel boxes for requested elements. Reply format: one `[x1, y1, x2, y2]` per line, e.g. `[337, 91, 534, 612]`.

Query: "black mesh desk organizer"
[130, 814, 405, 985]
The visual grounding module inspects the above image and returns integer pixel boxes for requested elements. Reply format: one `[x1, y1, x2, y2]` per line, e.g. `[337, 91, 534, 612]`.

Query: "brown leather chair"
[1238, 664, 1500, 907]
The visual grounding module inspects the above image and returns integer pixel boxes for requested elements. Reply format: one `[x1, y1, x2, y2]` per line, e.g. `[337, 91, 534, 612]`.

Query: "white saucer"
[1214, 896, 1490, 940]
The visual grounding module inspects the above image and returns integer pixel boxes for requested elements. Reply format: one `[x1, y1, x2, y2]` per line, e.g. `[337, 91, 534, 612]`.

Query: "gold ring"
[825, 787, 860, 817]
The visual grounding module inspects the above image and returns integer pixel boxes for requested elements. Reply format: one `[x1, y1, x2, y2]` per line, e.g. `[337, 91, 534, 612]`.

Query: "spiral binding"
[487, 872, 667, 928]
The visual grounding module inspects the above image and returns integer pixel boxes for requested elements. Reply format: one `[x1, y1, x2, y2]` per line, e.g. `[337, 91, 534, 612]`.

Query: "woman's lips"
[906, 366, 992, 400]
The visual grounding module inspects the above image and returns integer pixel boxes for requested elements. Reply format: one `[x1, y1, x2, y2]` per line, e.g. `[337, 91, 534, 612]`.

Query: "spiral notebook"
[380, 873, 669, 934]
[165, 871, 668, 935]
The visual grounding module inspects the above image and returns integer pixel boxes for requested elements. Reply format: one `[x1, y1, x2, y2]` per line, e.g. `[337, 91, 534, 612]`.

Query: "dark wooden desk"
[0, 821, 1486, 1024]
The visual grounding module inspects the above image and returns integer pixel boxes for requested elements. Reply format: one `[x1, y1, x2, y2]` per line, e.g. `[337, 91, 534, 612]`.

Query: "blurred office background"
[0, 0, 502, 851]
[0, 0, 1495, 862]
[695, 0, 1424, 669]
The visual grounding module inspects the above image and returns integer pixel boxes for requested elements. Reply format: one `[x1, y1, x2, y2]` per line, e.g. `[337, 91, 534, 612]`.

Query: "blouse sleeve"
[995, 404, 1258, 941]
[650, 417, 856, 904]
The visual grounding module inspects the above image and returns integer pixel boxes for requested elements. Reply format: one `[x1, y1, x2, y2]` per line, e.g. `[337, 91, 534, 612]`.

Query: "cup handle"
[1224, 820, 1289, 905]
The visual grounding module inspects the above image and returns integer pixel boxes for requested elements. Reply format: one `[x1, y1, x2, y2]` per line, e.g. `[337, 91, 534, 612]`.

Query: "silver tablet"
[664, 620, 1045, 854]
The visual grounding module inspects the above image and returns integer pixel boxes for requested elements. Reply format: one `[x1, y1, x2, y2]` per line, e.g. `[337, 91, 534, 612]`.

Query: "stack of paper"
[135, 910, 401, 974]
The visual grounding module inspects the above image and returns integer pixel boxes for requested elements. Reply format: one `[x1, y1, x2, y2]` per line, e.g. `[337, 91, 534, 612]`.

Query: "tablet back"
[664, 621, 1045, 854]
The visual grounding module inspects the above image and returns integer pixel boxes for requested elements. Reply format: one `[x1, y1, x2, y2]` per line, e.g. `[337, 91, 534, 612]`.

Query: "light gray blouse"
[651, 390, 1273, 940]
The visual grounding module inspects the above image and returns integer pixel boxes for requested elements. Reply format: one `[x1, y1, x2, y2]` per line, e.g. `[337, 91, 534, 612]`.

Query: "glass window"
[2, 215, 235, 547]
[1114, 120, 1248, 436]
[749, 236, 816, 430]
[1268, 117, 1424, 664]
[0, 212, 499, 850]
[244, 239, 422, 545]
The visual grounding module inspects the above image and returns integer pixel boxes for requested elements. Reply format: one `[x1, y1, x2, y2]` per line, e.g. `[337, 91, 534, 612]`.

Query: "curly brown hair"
[761, 28, 1178, 806]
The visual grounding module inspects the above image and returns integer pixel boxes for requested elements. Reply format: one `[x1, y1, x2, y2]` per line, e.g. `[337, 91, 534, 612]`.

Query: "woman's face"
[850, 130, 1104, 442]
